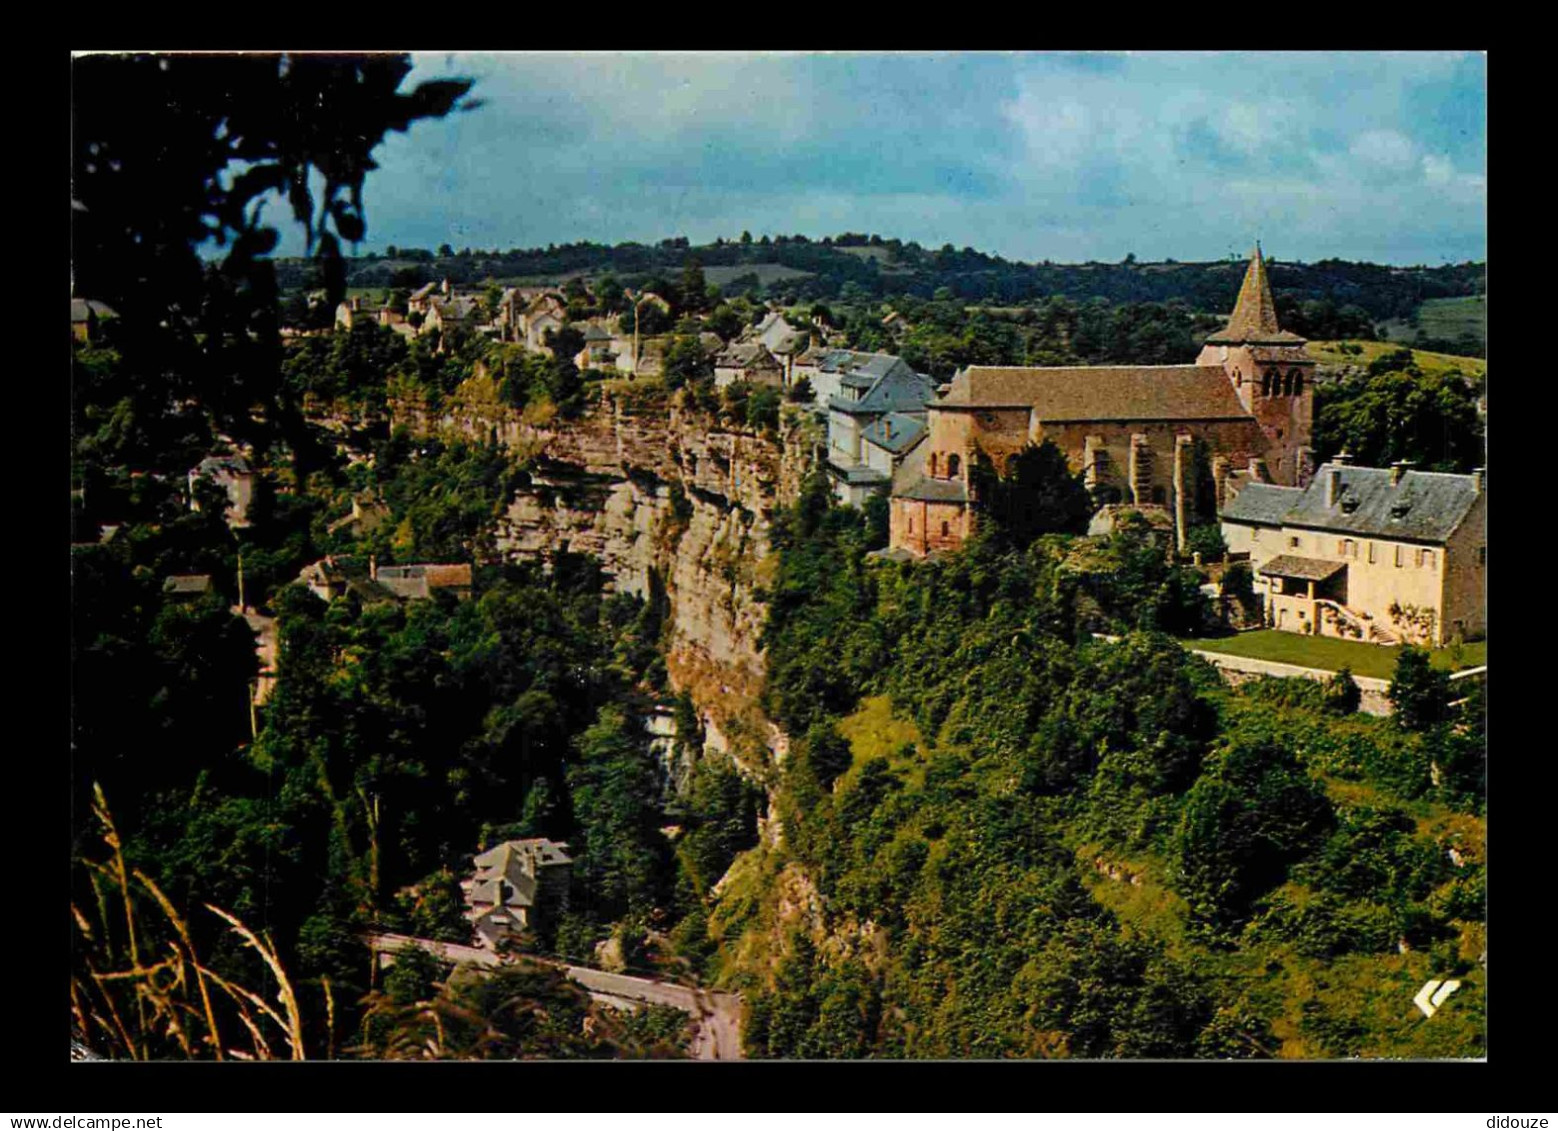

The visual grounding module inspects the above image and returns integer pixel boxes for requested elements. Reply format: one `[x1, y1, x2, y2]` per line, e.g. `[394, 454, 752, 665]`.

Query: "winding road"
[364, 931, 744, 1060]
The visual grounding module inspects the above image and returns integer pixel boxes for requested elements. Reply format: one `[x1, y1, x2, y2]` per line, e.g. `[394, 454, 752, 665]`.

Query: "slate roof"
[581, 324, 612, 342]
[193, 453, 252, 477]
[469, 839, 572, 910]
[71, 298, 116, 322]
[1223, 464, 1482, 544]
[375, 563, 473, 595]
[346, 578, 402, 604]
[1281, 465, 1483, 544]
[861, 413, 927, 455]
[430, 296, 481, 322]
[830, 364, 938, 417]
[162, 574, 213, 595]
[829, 463, 891, 485]
[1221, 482, 1303, 526]
[898, 475, 969, 503]
[717, 342, 782, 369]
[1256, 554, 1347, 582]
[938, 365, 1250, 421]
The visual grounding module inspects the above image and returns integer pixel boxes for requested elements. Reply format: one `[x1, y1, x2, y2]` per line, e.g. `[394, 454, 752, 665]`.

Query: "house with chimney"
[826, 355, 938, 506]
[1221, 457, 1486, 646]
[795, 348, 917, 415]
[833, 413, 928, 507]
[714, 341, 785, 388]
[462, 839, 573, 948]
[888, 246, 1316, 557]
[748, 310, 810, 384]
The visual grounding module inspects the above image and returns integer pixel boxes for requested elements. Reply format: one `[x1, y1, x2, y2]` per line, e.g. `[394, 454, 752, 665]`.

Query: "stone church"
[889, 247, 1316, 557]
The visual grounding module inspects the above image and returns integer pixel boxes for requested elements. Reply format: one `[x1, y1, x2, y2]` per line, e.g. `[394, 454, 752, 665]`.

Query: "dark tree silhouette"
[72, 53, 474, 473]
[969, 440, 1094, 548]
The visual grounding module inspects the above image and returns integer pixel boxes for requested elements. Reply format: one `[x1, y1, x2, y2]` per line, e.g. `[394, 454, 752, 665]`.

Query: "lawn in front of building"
[1180, 630, 1486, 680]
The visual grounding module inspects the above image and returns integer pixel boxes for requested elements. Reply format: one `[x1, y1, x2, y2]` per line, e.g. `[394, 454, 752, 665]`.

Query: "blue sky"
[305, 51, 1486, 266]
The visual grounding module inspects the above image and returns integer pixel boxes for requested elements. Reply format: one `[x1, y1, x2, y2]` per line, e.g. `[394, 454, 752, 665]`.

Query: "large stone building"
[888, 247, 1316, 557]
[1221, 457, 1486, 646]
[463, 839, 573, 948]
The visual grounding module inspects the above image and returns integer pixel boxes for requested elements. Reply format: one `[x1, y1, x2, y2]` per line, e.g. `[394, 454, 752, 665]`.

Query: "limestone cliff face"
[390, 384, 818, 779]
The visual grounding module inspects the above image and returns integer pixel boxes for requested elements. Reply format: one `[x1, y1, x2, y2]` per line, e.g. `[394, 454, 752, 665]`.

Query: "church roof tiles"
[937, 365, 1251, 421]
[1206, 246, 1306, 345]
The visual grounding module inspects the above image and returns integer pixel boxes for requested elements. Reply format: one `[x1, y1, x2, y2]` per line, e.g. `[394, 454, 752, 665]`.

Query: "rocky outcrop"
[388, 382, 821, 776]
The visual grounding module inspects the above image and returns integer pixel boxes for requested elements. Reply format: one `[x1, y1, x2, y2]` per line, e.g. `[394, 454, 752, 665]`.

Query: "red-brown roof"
[936, 365, 1251, 421]
[1206, 247, 1306, 345]
[422, 564, 473, 589]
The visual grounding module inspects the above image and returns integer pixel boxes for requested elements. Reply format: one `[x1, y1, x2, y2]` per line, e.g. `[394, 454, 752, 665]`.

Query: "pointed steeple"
[1207, 245, 1302, 344]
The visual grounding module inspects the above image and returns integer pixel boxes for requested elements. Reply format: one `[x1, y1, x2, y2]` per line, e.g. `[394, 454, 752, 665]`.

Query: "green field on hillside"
[1308, 340, 1485, 382]
[1380, 295, 1485, 349]
[703, 263, 816, 287]
[1181, 630, 1485, 679]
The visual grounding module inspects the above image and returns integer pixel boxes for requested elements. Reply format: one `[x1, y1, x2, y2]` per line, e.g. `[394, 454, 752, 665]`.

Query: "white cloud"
[1350, 129, 1418, 171]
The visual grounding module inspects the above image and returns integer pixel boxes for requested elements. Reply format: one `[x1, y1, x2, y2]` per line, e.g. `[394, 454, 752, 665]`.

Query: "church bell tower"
[1197, 245, 1316, 486]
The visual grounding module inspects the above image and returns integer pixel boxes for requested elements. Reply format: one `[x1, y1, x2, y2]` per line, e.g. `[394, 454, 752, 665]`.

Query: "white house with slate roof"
[1221, 455, 1486, 646]
[831, 413, 928, 507]
[826, 356, 937, 506]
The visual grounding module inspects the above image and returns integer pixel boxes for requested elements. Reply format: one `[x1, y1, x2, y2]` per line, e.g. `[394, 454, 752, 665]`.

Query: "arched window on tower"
[947, 453, 961, 479]
[1290, 370, 1304, 396]
[1261, 371, 1274, 397]
[1282, 371, 1294, 396]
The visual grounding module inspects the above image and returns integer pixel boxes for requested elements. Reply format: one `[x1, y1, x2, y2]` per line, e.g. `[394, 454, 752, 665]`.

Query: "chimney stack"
[1326, 467, 1342, 508]
[1472, 467, 1485, 495]
[1390, 460, 1413, 487]
[1333, 451, 1352, 466]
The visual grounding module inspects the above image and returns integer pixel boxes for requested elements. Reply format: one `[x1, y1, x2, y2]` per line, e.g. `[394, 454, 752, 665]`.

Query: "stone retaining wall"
[1186, 649, 1396, 716]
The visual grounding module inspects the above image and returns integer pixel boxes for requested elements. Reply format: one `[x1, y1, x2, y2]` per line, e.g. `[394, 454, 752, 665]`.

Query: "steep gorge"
[384, 381, 815, 786]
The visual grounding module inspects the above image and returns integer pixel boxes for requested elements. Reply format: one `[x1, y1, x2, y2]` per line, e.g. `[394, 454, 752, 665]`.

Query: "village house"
[799, 349, 920, 415]
[71, 297, 116, 343]
[406, 279, 444, 317]
[888, 246, 1316, 557]
[826, 355, 938, 505]
[1221, 457, 1486, 646]
[463, 838, 573, 948]
[714, 341, 785, 388]
[521, 293, 570, 353]
[747, 310, 810, 384]
[162, 574, 214, 601]
[833, 412, 928, 507]
[421, 293, 483, 340]
[373, 562, 474, 602]
[296, 555, 356, 602]
[573, 322, 617, 369]
[188, 453, 256, 529]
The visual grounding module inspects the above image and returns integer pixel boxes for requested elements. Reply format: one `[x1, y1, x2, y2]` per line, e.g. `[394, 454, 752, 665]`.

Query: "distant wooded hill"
[275, 236, 1484, 328]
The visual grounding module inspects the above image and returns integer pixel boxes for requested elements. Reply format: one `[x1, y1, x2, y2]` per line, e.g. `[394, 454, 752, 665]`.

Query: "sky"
[298, 51, 1487, 267]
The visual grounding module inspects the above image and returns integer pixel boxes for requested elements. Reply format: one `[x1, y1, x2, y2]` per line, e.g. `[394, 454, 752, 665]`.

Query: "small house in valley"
[463, 839, 573, 948]
[188, 453, 256, 529]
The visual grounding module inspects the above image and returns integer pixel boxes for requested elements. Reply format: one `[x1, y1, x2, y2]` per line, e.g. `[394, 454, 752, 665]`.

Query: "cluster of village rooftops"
[162, 247, 1481, 651]
[731, 245, 1482, 650]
